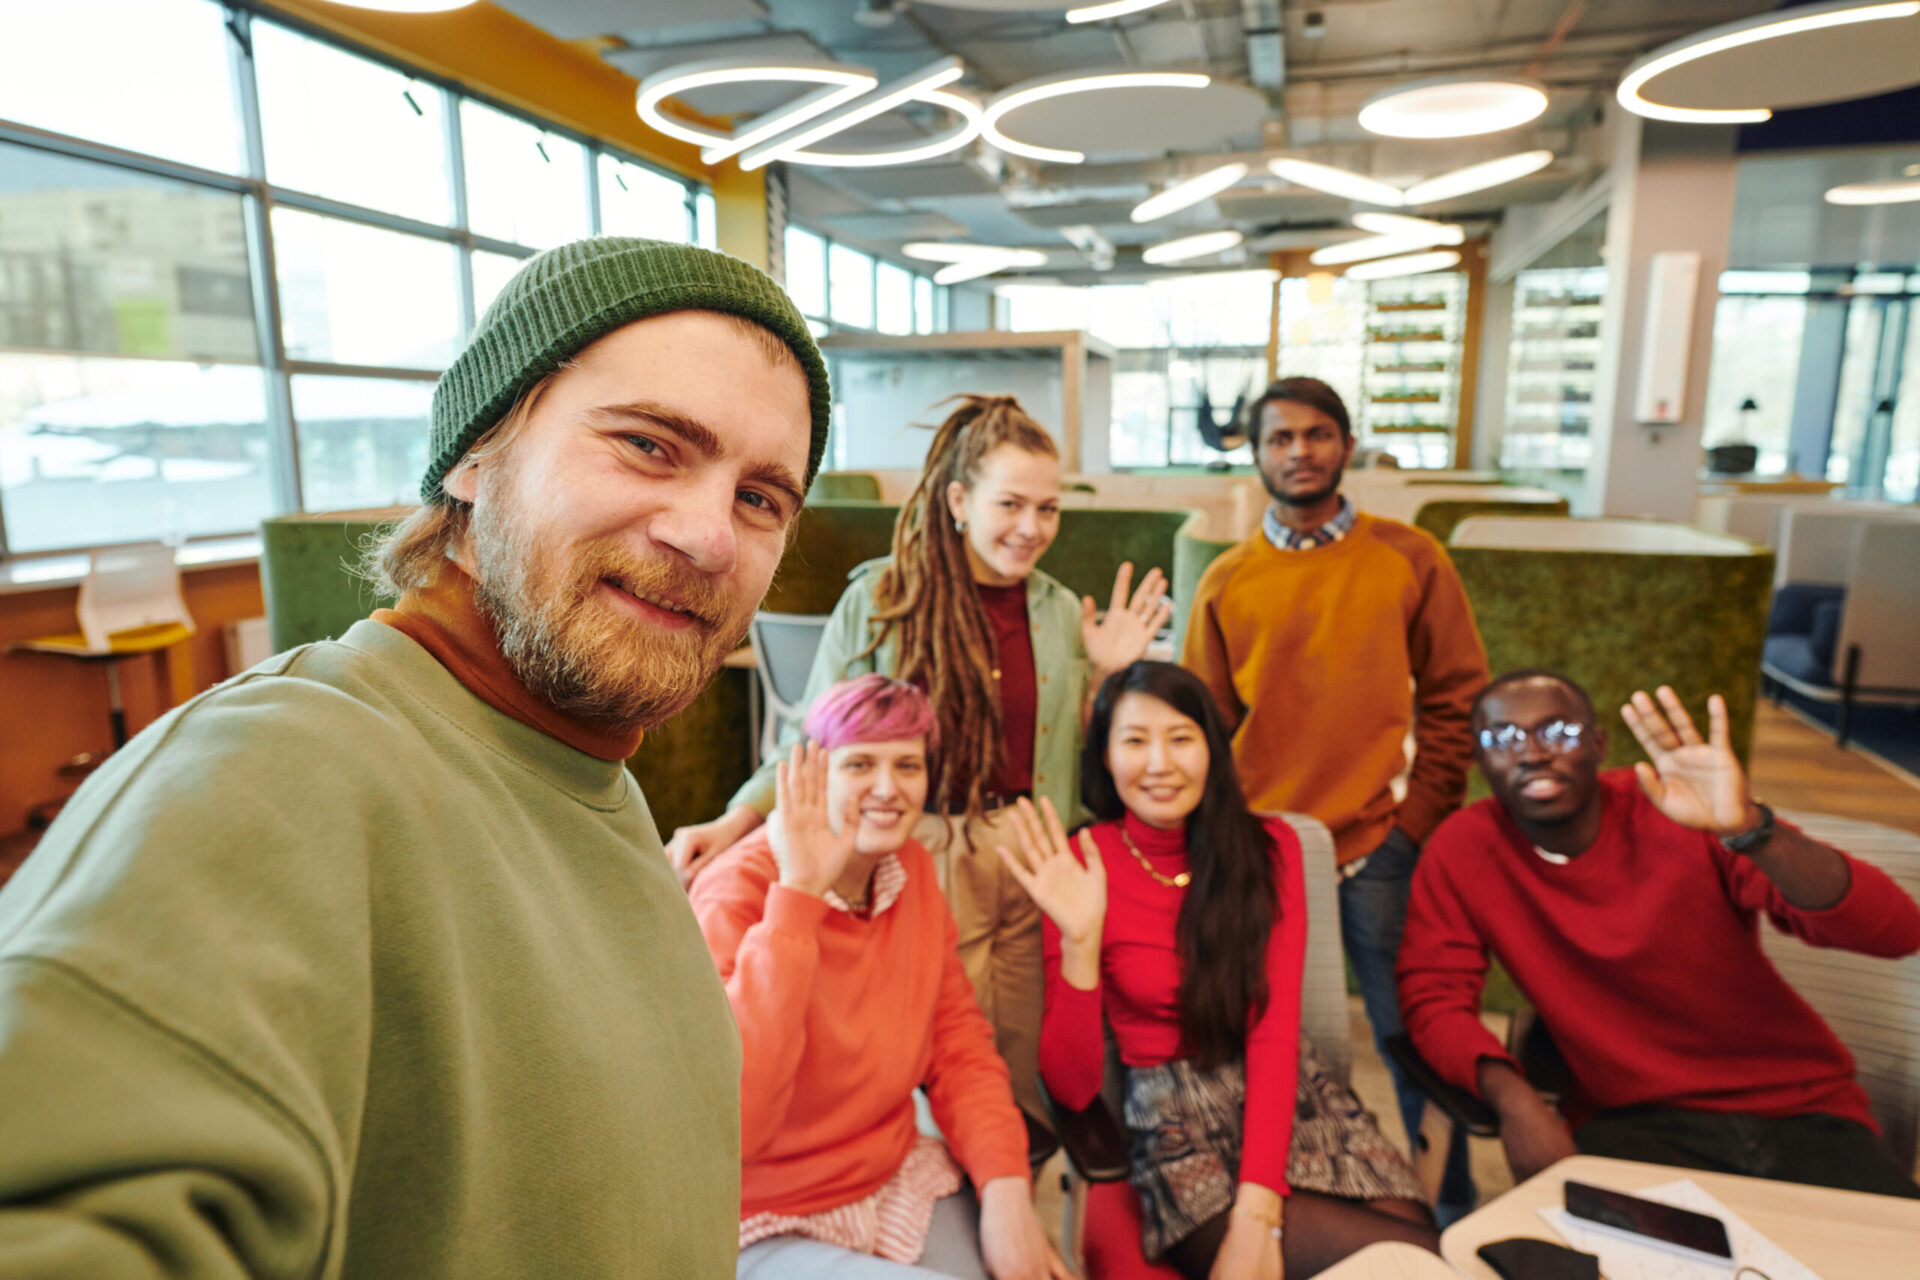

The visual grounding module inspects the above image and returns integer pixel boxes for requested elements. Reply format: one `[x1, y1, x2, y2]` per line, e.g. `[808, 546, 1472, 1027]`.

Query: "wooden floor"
[1748, 700, 1920, 836]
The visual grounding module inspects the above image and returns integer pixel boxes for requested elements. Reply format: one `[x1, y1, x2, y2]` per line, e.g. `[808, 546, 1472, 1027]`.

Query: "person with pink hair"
[690, 675, 1068, 1279]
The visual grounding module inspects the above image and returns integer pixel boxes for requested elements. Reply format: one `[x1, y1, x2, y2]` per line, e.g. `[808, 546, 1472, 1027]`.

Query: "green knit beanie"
[423, 236, 831, 501]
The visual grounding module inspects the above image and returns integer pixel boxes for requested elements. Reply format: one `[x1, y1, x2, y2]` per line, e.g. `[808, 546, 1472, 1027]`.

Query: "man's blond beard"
[468, 472, 750, 733]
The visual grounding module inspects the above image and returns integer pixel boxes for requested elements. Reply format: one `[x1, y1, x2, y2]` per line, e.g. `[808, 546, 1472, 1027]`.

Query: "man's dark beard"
[1259, 464, 1343, 510]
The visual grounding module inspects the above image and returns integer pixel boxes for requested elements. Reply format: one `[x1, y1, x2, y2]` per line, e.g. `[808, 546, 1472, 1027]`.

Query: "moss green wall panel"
[1452, 546, 1775, 774]
[806, 472, 883, 503]
[1038, 508, 1191, 605]
[630, 667, 754, 836]
[1171, 520, 1237, 655]
[1414, 498, 1569, 544]
[260, 514, 397, 653]
[762, 501, 900, 615]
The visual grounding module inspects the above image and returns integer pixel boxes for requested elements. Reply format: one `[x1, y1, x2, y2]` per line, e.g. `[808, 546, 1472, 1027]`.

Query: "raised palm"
[998, 796, 1107, 946]
[770, 742, 861, 897]
[1619, 686, 1754, 835]
[1081, 562, 1174, 677]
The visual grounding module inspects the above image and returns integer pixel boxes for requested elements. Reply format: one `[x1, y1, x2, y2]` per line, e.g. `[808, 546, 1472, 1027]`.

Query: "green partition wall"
[260, 509, 403, 653]
[1412, 497, 1569, 545]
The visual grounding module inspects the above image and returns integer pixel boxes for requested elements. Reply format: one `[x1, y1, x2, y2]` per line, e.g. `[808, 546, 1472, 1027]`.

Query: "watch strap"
[1720, 802, 1775, 852]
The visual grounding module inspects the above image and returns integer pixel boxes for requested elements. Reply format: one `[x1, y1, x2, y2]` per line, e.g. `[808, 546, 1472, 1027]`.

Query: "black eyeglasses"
[1477, 719, 1587, 755]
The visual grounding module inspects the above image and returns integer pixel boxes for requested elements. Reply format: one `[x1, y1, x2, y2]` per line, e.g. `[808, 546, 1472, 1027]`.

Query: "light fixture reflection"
[1344, 249, 1462, 280]
[1617, 0, 1920, 124]
[1402, 150, 1552, 205]
[1358, 76, 1547, 139]
[1066, 0, 1172, 22]
[1142, 229, 1244, 264]
[1825, 178, 1920, 205]
[1131, 162, 1250, 223]
[1267, 158, 1406, 206]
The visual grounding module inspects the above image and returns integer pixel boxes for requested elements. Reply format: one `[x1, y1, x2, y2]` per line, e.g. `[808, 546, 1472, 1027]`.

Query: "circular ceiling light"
[325, 0, 475, 9]
[1267, 157, 1405, 206]
[1131, 161, 1250, 223]
[1310, 234, 1435, 266]
[1345, 249, 1462, 281]
[1402, 149, 1553, 205]
[903, 242, 1050, 284]
[1358, 76, 1548, 139]
[983, 71, 1213, 164]
[1066, 0, 1173, 20]
[1825, 178, 1920, 204]
[1618, 0, 1920, 124]
[1142, 229, 1244, 265]
[1351, 211, 1466, 244]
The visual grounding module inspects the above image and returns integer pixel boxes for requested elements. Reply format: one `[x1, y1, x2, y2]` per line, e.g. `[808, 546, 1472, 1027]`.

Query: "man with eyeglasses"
[1397, 669, 1920, 1196]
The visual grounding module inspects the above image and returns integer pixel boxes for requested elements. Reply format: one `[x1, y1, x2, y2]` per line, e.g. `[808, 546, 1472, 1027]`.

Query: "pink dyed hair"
[803, 674, 940, 756]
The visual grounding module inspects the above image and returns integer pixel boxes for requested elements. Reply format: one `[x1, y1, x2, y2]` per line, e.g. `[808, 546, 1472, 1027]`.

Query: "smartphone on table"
[1564, 1179, 1734, 1265]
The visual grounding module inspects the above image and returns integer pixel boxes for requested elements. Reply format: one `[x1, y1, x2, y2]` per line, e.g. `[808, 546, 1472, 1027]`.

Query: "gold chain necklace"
[1121, 828, 1190, 888]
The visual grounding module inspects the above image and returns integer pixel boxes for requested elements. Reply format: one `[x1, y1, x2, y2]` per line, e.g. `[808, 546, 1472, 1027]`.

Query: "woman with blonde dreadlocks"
[669, 395, 1172, 1135]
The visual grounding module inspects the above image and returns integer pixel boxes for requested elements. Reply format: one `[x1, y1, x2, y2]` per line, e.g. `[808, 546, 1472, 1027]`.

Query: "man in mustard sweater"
[0, 239, 830, 1278]
[1182, 376, 1487, 1220]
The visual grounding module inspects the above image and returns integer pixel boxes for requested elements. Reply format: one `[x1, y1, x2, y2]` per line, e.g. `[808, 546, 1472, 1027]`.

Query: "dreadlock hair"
[856, 394, 1059, 823]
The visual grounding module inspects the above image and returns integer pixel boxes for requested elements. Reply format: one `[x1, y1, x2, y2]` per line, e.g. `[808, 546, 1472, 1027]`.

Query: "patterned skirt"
[1122, 1038, 1423, 1259]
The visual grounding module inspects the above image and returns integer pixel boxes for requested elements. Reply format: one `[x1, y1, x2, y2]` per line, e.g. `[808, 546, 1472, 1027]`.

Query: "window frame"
[0, 1, 709, 555]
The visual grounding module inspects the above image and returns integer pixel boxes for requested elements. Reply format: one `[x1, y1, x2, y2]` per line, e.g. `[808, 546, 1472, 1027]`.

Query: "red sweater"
[690, 828, 1031, 1218]
[1039, 813, 1307, 1194]
[1398, 771, 1920, 1129]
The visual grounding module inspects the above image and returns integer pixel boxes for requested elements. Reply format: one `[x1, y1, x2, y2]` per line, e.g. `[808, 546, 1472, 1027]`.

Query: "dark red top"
[1039, 813, 1307, 1194]
[1398, 769, 1920, 1130]
[976, 582, 1036, 799]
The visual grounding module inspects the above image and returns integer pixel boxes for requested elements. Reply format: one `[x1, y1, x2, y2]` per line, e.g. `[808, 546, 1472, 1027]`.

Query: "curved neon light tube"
[1066, 0, 1173, 22]
[1267, 158, 1406, 207]
[1344, 249, 1462, 281]
[984, 72, 1210, 165]
[1402, 149, 1552, 205]
[1141, 229, 1243, 264]
[1617, 0, 1919, 124]
[638, 64, 873, 152]
[1352, 211, 1466, 244]
[1310, 234, 1438, 266]
[740, 59, 965, 170]
[783, 89, 984, 167]
[1131, 162, 1249, 223]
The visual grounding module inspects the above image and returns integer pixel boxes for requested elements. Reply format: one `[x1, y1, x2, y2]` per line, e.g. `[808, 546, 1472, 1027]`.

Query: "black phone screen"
[1564, 1180, 1733, 1259]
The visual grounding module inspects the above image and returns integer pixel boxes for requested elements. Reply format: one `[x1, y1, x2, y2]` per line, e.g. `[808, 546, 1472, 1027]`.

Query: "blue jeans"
[1339, 828, 1475, 1225]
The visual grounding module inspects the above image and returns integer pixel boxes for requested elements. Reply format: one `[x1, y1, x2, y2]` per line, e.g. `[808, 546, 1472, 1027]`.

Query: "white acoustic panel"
[495, 0, 767, 41]
[1634, 249, 1699, 425]
[600, 31, 828, 82]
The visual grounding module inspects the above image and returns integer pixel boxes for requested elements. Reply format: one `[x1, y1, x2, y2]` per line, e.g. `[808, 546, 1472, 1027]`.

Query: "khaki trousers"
[913, 807, 1048, 1138]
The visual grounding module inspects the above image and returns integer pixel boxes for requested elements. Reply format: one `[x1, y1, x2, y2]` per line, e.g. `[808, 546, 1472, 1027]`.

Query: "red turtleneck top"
[1038, 812, 1307, 1194]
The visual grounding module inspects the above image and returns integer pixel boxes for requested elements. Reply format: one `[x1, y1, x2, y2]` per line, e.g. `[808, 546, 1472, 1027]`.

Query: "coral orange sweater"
[1182, 513, 1487, 865]
[690, 827, 1031, 1219]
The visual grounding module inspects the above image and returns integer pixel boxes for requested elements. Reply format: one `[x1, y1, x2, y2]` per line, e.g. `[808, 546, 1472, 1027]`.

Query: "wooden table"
[1316, 1242, 1458, 1279]
[1440, 1155, 1920, 1279]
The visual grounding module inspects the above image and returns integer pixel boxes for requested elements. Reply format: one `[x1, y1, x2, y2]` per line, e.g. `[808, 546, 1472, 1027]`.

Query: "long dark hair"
[1082, 661, 1279, 1068]
[858, 394, 1058, 822]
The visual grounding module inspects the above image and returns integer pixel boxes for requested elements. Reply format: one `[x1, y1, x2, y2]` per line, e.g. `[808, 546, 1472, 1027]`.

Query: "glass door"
[1828, 295, 1911, 497]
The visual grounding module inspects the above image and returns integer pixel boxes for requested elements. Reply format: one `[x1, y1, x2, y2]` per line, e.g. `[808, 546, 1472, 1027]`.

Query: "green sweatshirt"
[729, 557, 1089, 822]
[0, 620, 740, 1279]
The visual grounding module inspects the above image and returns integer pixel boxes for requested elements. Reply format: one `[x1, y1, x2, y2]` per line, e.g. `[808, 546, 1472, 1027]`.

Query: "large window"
[1702, 295, 1808, 474]
[0, 6, 713, 548]
[1006, 274, 1276, 467]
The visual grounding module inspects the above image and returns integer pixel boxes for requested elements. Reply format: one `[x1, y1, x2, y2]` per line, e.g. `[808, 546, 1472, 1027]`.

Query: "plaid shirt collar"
[823, 852, 907, 917]
[1263, 495, 1356, 551]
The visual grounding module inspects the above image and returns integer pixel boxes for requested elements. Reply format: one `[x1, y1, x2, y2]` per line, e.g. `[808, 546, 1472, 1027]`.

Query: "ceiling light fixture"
[1344, 249, 1462, 280]
[639, 62, 874, 151]
[1267, 157, 1406, 206]
[738, 58, 966, 169]
[638, 58, 981, 169]
[1066, 0, 1173, 21]
[984, 71, 1212, 164]
[1131, 161, 1250, 223]
[1142, 229, 1245, 264]
[1825, 178, 1920, 204]
[903, 242, 1050, 284]
[1402, 149, 1553, 205]
[1351, 211, 1466, 243]
[1358, 76, 1548, 139]
[1617, 0, 1920, 124]
[325, 0, 474, 10]
[1310, 233, 1439, 266]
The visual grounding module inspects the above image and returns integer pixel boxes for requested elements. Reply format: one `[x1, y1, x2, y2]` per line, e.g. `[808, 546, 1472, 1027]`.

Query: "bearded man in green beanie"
[0, 238, 830, 1279]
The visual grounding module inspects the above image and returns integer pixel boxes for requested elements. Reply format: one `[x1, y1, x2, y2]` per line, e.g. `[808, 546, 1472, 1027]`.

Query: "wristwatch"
[1720, 802, 1775, 853]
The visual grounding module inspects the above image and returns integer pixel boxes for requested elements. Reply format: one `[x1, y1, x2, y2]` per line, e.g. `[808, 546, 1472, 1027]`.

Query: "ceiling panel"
[602, 32, 830, 82]
[496, 0, 768, 42]
[1728, 147, 1920, 269]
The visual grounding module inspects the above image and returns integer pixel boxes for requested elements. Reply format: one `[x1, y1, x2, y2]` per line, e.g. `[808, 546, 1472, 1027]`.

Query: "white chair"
[1762, 520, 1920, 744]
[8, 542, 197, 750]
[1772, 505, 1920, 588]
[746, 612, 830, 767]
[1767, 811, 1920, 1177]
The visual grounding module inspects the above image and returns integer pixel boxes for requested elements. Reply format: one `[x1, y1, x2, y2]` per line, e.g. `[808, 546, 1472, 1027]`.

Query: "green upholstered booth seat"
[1039, 507, 1192, 606]
[1449, 517, 1774, 774]
[260, 507, 406, 654]
[763, 500, 900, 614]
[1169, 513, 1236, 656]
[1413, 496, 1570, 544]
[805, 471, 883, 503]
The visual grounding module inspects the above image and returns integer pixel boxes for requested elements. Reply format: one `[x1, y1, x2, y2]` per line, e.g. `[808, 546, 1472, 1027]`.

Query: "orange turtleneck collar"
[372, 560, 643, 762]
